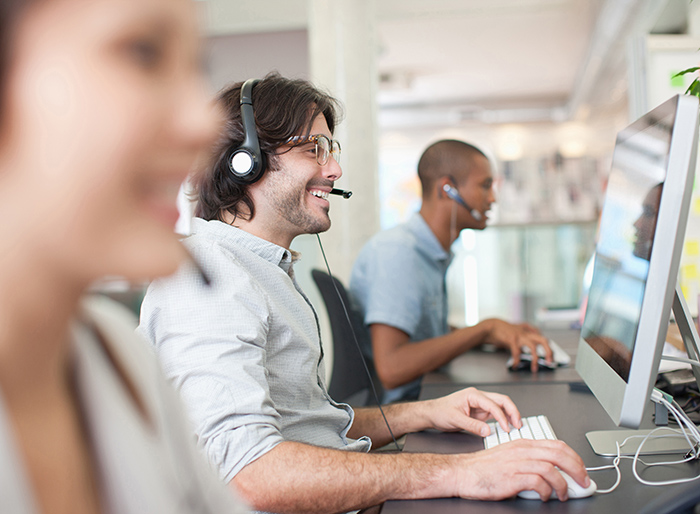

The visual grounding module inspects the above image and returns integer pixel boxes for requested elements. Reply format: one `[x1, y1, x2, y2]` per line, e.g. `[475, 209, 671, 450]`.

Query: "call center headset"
[228, 78, 266, 184]
[442, 182, 483, 221]
[226, 77, 354, 198]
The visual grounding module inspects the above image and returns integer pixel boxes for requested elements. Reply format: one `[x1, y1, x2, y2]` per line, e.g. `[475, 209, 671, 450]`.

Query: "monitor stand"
[586, 284, 700, 456]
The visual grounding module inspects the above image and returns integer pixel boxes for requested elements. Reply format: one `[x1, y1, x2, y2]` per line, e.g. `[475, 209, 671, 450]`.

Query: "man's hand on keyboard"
[452, 439, 591, 502]
[419, 387, 522, 437]
[482, 319, 553, 372]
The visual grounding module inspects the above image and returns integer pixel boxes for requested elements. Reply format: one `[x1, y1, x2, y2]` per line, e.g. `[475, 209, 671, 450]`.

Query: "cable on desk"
[587, 390, 700, 493]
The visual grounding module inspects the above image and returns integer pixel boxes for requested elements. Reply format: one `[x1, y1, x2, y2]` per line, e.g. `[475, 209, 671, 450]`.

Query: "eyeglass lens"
[315, 135, 341, 165]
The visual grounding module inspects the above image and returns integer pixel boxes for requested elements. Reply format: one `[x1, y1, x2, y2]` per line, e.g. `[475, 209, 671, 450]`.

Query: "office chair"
[311, 269, 381, 407]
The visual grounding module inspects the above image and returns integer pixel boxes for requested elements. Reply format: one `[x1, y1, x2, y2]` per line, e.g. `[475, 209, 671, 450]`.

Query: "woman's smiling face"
[0, 0, 220, 284]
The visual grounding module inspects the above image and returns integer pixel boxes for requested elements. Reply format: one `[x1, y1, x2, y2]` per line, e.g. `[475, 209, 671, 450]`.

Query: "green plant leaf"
[686, 78, 700, 97]
[673, 67, 700, 78]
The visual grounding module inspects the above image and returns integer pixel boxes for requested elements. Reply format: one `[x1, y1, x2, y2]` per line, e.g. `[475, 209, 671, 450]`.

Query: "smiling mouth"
[309, 189, 329, 200]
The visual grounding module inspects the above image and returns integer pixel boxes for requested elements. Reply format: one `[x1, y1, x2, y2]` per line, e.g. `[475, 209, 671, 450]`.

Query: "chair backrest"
[311, 269, 380, 406]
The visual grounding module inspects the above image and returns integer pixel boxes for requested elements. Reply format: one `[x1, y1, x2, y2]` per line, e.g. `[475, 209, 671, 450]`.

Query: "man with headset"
[138, 73, 590, 513]
[350, 140, 554, 403]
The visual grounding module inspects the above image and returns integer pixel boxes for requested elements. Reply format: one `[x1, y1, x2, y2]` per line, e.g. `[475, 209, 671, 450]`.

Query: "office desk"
[382, 382, 700, 513]
[424, 328, 583, 386]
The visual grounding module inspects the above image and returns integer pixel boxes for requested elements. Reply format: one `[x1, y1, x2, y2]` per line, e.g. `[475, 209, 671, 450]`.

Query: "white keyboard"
[484, 414, 557, 449]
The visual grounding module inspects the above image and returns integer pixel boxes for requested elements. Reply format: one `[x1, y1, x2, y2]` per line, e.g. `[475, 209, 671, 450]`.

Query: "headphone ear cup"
[228, 146, 265, 184]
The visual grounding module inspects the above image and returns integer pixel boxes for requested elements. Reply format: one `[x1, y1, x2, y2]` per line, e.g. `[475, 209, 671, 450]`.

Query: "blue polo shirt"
[349, 212, 452, 402]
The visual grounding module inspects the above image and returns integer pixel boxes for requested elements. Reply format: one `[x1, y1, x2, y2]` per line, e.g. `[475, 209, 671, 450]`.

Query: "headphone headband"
[228, 78, 265, 183]
[240, 78, 258, 106]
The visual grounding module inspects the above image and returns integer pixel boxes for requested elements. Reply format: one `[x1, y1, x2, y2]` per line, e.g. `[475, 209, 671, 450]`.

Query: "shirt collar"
[407, 212, 451, 263]
[189, 217, 297, 271]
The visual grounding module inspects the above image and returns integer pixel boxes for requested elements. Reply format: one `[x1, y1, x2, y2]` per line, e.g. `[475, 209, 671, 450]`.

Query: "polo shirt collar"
[407, 212, 451, 263]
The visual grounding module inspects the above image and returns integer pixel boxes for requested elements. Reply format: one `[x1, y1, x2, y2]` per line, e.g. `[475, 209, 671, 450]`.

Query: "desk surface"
[381, 382, 700, 513]
[423, 328, 583, 386]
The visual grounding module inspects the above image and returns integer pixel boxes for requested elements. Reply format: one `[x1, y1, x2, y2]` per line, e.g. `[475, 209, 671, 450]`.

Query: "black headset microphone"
[330, 188, 352, 198]
[442, 183, 482, 221]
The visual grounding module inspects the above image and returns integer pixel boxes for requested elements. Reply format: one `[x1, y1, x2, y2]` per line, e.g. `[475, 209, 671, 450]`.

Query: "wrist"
[415, 399, 438, 431]
[390, 399, 435, 434]
[399, 453, 463, 499]
[477, 318, 497, 343]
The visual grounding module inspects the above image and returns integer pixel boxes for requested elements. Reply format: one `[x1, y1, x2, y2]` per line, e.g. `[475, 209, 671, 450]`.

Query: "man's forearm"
[348, 402, 435, 447]
[371, 323, 491, 389]
[232, 440, 455, 513]
[232, 435, 593, 511]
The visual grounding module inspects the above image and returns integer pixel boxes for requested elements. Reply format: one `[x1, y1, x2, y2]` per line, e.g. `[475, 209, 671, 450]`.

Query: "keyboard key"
[484, 432, 499, 448]
[484, 415, 557, 449]
[520, 424, 534, 440]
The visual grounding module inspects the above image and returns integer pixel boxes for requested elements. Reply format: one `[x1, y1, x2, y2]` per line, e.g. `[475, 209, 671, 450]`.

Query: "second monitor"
[575, 94, 700, 455]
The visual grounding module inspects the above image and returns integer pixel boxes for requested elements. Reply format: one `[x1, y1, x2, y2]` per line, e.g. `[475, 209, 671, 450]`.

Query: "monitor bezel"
[575, 94, 699, 429]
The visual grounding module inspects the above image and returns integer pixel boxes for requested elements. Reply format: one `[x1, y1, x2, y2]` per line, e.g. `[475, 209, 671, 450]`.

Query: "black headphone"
[228, 78, 266, 184]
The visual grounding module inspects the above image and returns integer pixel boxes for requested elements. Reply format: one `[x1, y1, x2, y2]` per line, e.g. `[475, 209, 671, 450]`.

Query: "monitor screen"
[576, 94, 699, 429]
[581, 116, 671, 382]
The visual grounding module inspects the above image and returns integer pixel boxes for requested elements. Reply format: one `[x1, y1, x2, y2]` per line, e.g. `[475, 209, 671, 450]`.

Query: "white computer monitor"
[575, 94, 700, 455]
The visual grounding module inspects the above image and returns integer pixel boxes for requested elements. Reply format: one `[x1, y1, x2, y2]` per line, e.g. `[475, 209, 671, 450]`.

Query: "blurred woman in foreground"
[0, 0, 247, 512]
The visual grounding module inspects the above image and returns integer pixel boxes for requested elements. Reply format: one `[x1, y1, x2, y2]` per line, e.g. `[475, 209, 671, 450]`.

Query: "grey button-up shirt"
[139, 218, 371, 484]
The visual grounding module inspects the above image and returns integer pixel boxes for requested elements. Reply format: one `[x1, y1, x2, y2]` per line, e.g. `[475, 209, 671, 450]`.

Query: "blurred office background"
[107, 0, 700, 362]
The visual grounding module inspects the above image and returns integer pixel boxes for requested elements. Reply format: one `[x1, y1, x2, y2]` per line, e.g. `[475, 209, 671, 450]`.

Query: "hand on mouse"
[482, 319, 554, 372]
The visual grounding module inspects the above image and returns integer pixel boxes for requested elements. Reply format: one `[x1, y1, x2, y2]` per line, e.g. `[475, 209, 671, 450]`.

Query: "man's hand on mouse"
[482, 319, 553, 371]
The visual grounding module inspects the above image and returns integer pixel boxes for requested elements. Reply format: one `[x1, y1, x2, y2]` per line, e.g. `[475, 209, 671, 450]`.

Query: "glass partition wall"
[447, 222, 597, 329]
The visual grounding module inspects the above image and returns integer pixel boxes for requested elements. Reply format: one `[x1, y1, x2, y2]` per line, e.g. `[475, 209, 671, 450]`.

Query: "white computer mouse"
[517, 470, 596, 500]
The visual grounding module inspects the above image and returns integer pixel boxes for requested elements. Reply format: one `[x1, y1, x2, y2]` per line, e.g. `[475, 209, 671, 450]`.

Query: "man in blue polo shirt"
[350, 140, 553, 402]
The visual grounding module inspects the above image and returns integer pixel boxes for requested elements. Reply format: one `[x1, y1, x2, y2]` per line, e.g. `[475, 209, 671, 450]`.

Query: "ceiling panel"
[200, 0, 688, 123]
[376, 0, 598, 107]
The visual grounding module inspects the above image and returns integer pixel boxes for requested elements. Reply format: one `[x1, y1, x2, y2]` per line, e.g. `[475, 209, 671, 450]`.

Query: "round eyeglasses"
[287, 134, 341, 166]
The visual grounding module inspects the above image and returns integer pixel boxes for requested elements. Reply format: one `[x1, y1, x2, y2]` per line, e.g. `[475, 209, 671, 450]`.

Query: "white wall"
[205, 30, 309, 92]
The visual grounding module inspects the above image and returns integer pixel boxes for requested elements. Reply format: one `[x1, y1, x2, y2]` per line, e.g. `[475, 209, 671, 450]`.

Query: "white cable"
[630, 395, 700, 486]
[589, 393, 700, 492]
[666, 398, 700, 449]
[652, 398, 700, 455]
[586, 442, 622, 493]
[588, 430, 699, 493]
[587, 432, 687, 494]
[661, 355, 700, 369]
